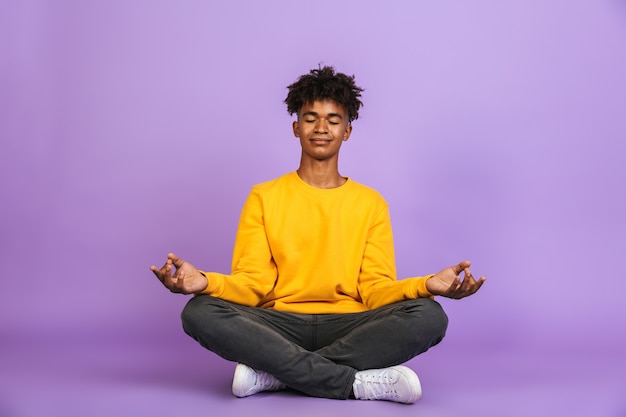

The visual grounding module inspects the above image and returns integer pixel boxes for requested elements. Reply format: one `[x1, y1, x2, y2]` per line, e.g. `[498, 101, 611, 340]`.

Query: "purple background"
[1, 1, 625, 416]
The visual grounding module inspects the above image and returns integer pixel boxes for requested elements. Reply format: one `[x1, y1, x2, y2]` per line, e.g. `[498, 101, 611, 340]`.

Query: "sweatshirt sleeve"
[357, 205, 434, 310]
[198, 187, 277, 306]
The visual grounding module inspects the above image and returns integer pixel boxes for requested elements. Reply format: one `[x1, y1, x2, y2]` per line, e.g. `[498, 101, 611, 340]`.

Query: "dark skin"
[151, 99, 486, 300]
[150, 254, 485, 299]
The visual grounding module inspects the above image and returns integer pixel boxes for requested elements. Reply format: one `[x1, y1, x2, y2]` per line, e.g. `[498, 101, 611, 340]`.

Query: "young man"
[150, 66, 485, 404]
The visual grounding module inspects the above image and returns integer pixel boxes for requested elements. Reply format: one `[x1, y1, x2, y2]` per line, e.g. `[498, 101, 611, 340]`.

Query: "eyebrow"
[302, 111, 343, 119]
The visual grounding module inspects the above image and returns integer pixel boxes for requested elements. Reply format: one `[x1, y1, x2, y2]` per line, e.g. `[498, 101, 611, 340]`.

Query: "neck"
[297, 159, 346, 189]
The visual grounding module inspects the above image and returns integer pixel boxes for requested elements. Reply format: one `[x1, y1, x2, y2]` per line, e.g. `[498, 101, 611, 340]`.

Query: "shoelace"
[256, 370, 285, 391]
[356, 370, 400, 400]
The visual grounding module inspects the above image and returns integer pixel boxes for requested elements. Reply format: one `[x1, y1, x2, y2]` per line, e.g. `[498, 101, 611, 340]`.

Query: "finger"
[155, 258, 173, 274]
[149, 266, 164, 283]
[454, 269, 480, 298]
[172, 261, 185, 280]
[168, 253, 185, 269]
[172, 273, 187, 293]
[451, 260, 471, 276]
[149, 265, 162, 276]
[460, 268, 475, 287]
[163, 259, 172, 277]
[150, 264, 168, 281]
[459, 275, 486, 298]
[445, 277, 463, 298]
[159, 260, 176, 286]
[443, 272, 467, 299]
[472, 276, 486, 292]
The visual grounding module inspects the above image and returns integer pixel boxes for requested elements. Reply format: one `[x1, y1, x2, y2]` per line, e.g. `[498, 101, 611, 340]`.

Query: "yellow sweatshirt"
[200, 172, 433, 313]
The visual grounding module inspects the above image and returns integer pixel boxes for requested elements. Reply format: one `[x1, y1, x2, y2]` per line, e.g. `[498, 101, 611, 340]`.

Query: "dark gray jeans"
[181, 295, 448, 399]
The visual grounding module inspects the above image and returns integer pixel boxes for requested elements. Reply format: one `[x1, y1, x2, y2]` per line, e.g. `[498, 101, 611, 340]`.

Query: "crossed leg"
[181, 295, 448, 399]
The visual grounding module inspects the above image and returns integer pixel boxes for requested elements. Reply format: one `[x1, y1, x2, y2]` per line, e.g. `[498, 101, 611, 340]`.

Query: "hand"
[425, 260, 485, 299]
[150, 253, 208, 294]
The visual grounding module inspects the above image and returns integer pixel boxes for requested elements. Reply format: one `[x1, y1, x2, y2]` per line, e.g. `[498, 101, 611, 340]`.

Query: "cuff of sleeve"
[197, 271, 224, 296]
[411, 274, 435, 299]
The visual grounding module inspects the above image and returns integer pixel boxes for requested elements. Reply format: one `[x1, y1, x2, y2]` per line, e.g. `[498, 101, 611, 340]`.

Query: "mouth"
[310, 138, 331, 145]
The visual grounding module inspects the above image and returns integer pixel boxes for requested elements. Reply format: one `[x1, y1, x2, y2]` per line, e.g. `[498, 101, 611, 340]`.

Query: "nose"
[314, 118, 329, 133]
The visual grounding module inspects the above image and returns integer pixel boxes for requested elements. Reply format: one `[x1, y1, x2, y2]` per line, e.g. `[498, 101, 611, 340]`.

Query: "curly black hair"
[284, 66, 364, 123]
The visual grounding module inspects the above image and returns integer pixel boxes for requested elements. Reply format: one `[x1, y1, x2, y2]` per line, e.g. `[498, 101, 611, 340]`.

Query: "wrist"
[424, 275, 439, 296]
[413, 274, 437, 298]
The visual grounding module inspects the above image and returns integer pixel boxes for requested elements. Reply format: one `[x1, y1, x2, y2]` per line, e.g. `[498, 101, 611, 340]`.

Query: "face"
[292, 99, 352, 163]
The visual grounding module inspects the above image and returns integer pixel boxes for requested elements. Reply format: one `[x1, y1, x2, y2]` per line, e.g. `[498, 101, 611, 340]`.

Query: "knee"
[180, 294, 222, 335]
[405, 298, 449, 341]
[424, 299, 448, 338]
[180, 296, 202, 335]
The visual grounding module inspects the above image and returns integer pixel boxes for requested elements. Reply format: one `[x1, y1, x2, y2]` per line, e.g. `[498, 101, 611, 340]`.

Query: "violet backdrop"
[1, 1, 625, 416]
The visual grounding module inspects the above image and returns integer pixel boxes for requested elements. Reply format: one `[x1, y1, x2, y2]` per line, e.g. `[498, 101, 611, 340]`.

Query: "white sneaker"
[232, 363, 286, 398]
[352, 365, 422, 404]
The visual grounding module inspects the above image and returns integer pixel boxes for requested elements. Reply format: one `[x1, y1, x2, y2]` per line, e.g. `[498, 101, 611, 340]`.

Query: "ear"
[342, 124, 353, 141]
[292, 120, 300, 138]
